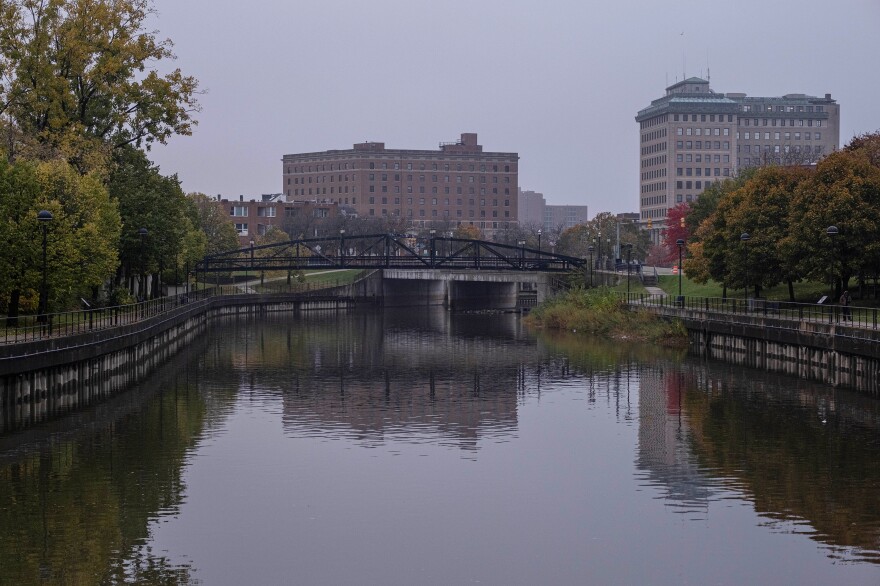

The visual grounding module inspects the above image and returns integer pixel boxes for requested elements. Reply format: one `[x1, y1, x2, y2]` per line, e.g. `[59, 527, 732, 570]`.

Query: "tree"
[0, 0, 200, 173]
[661, 203, 690, 264]
[787, 149, 880, 297]
[453, 224, 482, 240]
[108, 147, 195, 298]
[0, 157, 120, 321]
[187, 193, 239, 256]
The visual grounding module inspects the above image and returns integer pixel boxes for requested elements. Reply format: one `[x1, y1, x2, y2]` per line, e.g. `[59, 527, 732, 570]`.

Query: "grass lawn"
[657, 275, 837, 304]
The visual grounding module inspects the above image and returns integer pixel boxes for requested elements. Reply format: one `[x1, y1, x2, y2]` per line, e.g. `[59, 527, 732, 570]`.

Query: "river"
[1, 308, 878, 585]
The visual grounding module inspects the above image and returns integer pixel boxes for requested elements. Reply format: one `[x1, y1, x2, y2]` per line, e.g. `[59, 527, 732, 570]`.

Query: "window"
[231, 206, 248, 217]
[234, 223, 248, 235]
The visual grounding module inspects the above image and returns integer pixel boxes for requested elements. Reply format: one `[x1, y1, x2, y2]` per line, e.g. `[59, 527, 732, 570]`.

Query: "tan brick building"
[282, 133, 519, 237]
[636, 78, 840, 241]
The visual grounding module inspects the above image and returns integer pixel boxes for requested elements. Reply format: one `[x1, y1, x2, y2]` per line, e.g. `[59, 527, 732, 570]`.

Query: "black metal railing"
[0, 275, 365, 347]
[623, 292, 880, 330]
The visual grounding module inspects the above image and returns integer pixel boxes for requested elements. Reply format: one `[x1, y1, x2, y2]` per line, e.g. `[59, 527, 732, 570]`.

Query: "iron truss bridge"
[196, 234, 586, 274]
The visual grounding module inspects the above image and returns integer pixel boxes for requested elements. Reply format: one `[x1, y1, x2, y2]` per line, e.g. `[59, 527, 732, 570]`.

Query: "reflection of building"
[225, 311, 542, 450]
[636, 367, 714, 510]
[636, 77, 840, 240]
[282, 133, 519, 238]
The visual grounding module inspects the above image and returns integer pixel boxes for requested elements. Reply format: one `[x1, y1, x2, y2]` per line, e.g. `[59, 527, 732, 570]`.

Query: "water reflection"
[0, 340, 213, 584]
[0, 309, 878, 584]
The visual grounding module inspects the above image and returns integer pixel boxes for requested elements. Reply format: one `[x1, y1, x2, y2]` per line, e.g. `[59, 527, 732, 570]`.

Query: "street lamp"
[740, 232, 751, 303]
[249, 238, 255, 290]
[625, 243, 633, 296]
[537, 229, 542, 253]
[676, 238, 685, 302]
[827, 225, 838, 299]
[518, 240, 526, 266]
[339, 228, 346, 267]
[37, 210, 53, 322]
[597, 231, 602, 271]
[429, 229, 436, 267]
[138, 227, 148, 301]
[587, 245, 594, 287]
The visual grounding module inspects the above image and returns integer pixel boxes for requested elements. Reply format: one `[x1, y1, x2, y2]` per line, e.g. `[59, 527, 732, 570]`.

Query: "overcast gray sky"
[148, 0, 880, 215]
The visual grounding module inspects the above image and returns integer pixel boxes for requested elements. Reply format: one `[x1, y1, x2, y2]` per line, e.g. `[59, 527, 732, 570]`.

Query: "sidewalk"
[644, 286, 666, 298]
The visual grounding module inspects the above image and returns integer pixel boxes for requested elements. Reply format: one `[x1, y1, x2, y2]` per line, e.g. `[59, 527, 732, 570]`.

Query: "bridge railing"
[623, 292, 880, 330]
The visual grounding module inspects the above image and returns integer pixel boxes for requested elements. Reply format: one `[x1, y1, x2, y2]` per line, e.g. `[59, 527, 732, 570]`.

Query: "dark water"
[1, 308, 879, 585]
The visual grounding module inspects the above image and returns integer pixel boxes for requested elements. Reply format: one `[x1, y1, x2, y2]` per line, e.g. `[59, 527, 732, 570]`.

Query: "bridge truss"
[195, 234, 585, 274]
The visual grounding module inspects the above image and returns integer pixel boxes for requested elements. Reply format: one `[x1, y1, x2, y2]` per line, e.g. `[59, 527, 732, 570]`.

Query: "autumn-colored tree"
[453, 224, 482, 240]
[660, 203, 690, 264]
[0, 0, 200, 173]
[787, 148, 880, 298]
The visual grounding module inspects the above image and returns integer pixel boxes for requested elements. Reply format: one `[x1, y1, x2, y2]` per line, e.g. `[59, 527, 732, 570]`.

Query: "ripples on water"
[0, 309, 879, 584]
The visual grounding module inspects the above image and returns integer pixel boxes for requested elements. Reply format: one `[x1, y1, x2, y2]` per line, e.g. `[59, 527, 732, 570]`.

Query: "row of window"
[740, 131, 821, 141]
[367, 209, 511, 219]
[741, 104, 825, 113]
[676, 154, 730, 163]
[738, 144, 822, 155]
[641, 128, 667, 143]
[288, 173, 512, 185]
[640, 114, 668, 129]
[369, 185, 511, 196]
[740, 118, 822, 127]
[641, 168, 667, 182]
[641, 155, 667, 168]
[367, 197, 511, 207]
[641, 142, 666, 156]
[676, 127, 731, 137]
[285, 162, 514, 173]
[641, 195, 668, 207]
[641, 182, 667, 195]
[292, 187, 353, 197]
[673, 114, 735, 123]
[676, 167, 731, 177]
[675, 140, 730, 151]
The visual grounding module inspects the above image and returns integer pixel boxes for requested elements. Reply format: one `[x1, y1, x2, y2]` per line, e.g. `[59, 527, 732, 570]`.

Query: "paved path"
[644, 286, 666, 298]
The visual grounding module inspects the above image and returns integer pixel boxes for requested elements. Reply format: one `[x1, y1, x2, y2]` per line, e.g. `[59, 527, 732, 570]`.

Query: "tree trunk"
[5, 289, 20, 327]
[788, 279, 795, 302]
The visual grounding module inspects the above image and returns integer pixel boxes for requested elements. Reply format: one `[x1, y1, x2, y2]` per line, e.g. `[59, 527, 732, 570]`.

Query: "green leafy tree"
[0, 0, 200, 173]
[108, 147, 192, 298]
[0, 158, 119, 321]
[186, 193, 239, 256]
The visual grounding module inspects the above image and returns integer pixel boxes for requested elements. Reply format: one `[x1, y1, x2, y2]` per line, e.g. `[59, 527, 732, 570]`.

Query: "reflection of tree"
[0, 371, 209, 584]
[681, 364, 880, 559]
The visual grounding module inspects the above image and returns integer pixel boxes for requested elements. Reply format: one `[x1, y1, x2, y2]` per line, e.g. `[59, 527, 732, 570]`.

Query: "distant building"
[517, 189, 546, 227]
[544, 205, 590, 232]
[222, 194, 339, 246]
[282, 133, 519, 238]
[636, 78, 840, 241]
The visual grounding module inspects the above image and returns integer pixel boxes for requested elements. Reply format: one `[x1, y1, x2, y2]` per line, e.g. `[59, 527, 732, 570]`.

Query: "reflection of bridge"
[196, 234, 585, 274]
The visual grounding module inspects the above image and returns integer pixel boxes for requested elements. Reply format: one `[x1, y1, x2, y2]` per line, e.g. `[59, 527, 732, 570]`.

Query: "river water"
[1, 308, 879, 585]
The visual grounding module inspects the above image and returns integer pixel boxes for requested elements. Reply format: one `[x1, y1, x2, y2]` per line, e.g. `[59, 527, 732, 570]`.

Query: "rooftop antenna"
[706, 49, 711, 84]
[681, 31, 686, 80]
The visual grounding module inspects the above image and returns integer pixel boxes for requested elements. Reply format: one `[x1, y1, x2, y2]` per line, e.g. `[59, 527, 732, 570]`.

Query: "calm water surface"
[1, 308, 879, 585]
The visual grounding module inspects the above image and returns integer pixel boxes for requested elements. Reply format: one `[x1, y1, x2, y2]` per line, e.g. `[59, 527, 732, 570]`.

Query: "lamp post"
[625, 243, 633, 296]
[676, 238, 685, 302]
[429, 229, 436, 267]
[597, 231, 602, 271]
[587, 245, 594, 287]
[339, 228, 346, 267]
[518, 240, 526, 267]
[537, 229, 542, 253]
[827, 225, 838, 299]
[37, 210, 53, 322]
[248, 238, 255, 291]
[740, 232, 751, 303]
[138, 227, 148, 301]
